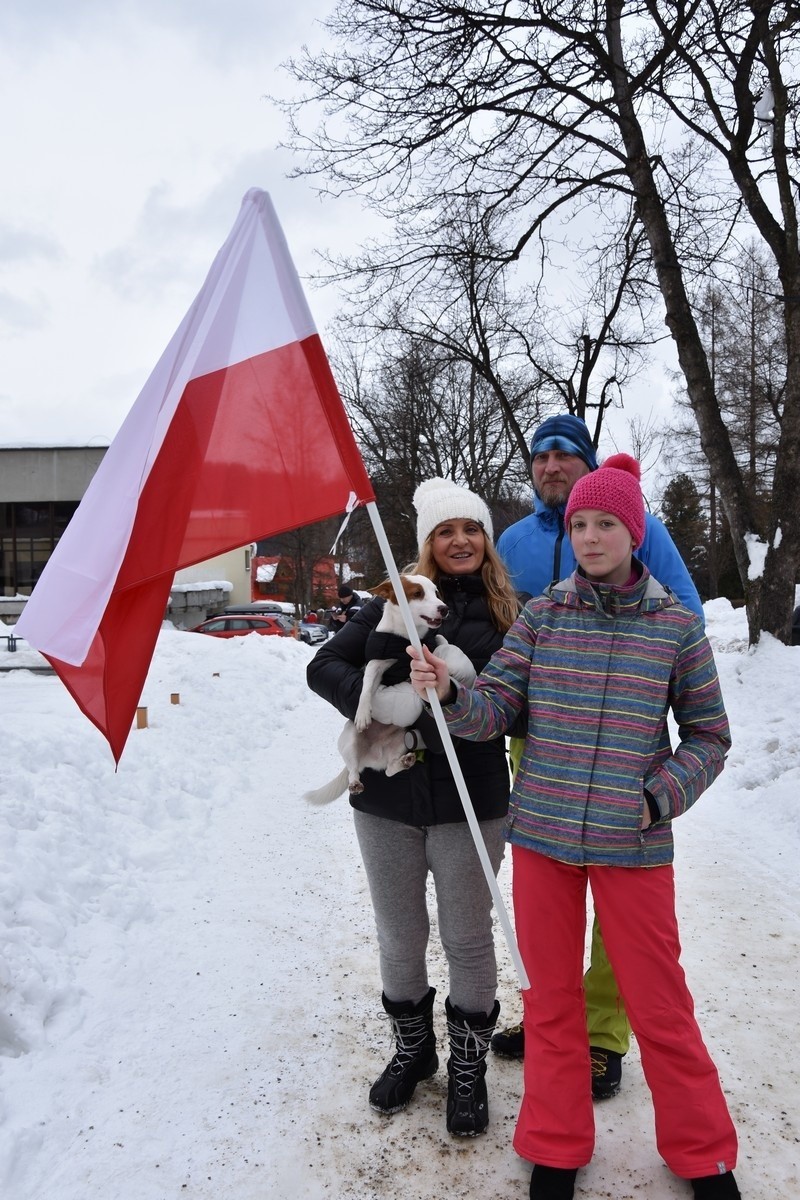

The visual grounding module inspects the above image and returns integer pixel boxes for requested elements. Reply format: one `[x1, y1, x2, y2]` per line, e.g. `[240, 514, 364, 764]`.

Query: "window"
[0, 500, 81, 595]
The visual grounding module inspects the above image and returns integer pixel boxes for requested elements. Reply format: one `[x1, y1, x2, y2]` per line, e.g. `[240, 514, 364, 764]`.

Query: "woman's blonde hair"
[410, 533, 520, 633]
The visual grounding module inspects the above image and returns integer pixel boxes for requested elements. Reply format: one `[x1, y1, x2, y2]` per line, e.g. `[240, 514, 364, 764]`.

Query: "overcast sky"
[0, 0, 380, 446]
[0, 0, 674, 457]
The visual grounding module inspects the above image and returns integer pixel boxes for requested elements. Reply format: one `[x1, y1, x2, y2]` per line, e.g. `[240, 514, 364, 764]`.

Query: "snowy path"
[1, 620, 798, 1198]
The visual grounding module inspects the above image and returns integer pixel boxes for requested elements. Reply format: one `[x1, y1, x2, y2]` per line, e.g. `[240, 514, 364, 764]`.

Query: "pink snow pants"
[511, 846, 738, 1179]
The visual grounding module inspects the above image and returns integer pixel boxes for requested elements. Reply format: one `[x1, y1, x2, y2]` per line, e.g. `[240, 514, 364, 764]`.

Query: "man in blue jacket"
[498, 414, 703, 620]
[493, 413, 704, 1099]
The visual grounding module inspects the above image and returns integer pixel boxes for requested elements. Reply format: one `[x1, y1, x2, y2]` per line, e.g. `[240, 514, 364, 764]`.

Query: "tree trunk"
[606, 0, 796, 643]
[760, 275, 800, 641]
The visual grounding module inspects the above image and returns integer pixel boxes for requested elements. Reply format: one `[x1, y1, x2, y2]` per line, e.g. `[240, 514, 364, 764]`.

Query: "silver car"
[297, 620, 328, 645]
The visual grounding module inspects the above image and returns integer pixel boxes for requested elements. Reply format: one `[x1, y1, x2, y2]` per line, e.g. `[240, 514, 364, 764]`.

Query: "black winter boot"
[369, 987, 438, 1114]
[445, 996, 500, 1136]
[529, 1165, 578, 1200]
[690, 1172, 741, 1199]
[589, 1045, 622, 1099]
[490, 1019, 525, 1058]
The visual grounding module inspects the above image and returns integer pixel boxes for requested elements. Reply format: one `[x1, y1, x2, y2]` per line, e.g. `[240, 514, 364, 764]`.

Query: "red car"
[191, 614, 296, 639]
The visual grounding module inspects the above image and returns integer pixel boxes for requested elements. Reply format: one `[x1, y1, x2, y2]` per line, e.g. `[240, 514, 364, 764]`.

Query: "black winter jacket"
[306, 573, 511, 826]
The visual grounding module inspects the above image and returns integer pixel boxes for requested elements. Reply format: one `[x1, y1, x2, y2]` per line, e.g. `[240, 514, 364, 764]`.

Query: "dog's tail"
[302, 767, 350, 806]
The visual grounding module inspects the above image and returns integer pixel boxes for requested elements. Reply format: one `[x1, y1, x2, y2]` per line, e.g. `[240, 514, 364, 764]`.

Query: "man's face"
[532, 450, 591, 508]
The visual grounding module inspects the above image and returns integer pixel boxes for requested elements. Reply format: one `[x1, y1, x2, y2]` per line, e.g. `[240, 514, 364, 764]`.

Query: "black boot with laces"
[589, 1045, 622, 1099]
[445, 996, 500, 1136]
[369, 987, 438, 1114]
[490, 1019, 525, 1058]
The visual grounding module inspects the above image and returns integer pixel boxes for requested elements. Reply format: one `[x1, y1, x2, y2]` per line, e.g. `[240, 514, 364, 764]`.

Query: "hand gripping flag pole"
[365, 501, 530, 992]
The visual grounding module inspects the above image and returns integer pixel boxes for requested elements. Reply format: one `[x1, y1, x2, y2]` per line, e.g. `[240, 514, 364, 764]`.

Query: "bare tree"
[663, 243, 786, 597]
[259, 516, 344, 612]
[285, 0, 800, 643]
[324, 200, 657, 472]
[702, 245, 785, 491]
[605, 411, 666, 486]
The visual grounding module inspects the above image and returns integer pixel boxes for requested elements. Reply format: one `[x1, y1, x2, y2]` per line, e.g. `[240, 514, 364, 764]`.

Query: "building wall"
[0, 446, 107, 502]
[170, 546, 259, 628]
[172, 546, 254, 611]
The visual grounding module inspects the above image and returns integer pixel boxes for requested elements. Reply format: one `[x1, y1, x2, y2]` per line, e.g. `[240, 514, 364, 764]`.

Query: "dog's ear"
[371, 579, 395, 601]
[404, 581, 426, 601]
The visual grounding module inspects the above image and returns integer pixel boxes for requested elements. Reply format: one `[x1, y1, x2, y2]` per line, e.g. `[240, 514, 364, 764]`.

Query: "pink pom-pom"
[601, 452, 641, 480]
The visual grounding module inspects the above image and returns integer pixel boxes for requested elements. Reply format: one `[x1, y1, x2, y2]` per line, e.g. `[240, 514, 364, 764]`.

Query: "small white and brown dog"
[303, 574, 476, 805]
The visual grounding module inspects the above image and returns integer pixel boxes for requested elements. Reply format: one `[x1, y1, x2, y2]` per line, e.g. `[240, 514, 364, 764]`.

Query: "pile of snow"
[0, 601, 798, 1198]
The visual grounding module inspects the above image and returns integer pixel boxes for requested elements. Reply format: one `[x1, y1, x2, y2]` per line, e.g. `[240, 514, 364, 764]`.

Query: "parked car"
[191, 614, 296, 639]
[297, 620, 328, 645]
[222, 602, 285, 615]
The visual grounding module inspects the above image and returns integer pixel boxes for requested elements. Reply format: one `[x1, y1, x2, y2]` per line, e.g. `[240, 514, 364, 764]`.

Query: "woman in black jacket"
[306, 477, 520, 1137]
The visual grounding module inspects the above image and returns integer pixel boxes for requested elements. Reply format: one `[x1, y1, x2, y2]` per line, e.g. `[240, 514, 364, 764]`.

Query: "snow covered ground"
[1, 600, 798, 1199]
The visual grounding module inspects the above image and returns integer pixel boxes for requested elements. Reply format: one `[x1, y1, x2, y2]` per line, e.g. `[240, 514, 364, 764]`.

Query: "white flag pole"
[365, 500, 530, 992]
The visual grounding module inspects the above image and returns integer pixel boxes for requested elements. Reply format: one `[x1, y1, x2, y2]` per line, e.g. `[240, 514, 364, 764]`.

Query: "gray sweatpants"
[353, 809, 506, 1016]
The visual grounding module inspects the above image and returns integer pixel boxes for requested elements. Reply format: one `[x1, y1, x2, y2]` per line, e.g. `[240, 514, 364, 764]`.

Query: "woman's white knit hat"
[412, 477, 494, 551]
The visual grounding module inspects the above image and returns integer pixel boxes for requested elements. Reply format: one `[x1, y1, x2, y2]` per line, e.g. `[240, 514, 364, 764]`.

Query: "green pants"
[585, 916, 631, 1054]
[507, 737, 631, 1055]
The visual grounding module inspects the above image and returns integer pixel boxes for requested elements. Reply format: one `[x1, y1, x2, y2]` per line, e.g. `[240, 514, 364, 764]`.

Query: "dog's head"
[371, 574, 448, 638]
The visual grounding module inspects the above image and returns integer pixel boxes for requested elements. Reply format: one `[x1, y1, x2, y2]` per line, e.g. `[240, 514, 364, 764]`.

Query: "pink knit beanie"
[565, 453, 646, 548]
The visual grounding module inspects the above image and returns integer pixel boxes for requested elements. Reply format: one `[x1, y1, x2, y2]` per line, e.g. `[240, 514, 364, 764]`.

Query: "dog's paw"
[348, 780, 364, 795]
[434, 637, 477, 686]
[370, 682, 424, 727]
[385, 752, 417, 778]
[353, 695, 373, 732]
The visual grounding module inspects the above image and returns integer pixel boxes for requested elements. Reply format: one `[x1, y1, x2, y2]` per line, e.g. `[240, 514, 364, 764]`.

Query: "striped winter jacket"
[440, 564, 731, 867]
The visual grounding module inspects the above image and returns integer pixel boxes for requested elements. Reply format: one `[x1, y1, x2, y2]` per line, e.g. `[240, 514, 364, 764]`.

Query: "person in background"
[492, 413, 705, 1100]
[408, 455, 739, 1200]
[307, 478, 520, 1138]
[330, 583, 363, 629]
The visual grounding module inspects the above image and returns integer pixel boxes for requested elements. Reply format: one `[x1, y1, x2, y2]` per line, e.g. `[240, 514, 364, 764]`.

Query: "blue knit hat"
[530, 414, 599, 471]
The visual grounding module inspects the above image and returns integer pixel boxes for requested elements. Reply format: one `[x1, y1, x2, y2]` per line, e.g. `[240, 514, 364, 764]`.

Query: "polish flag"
[16, 189, 375, 762]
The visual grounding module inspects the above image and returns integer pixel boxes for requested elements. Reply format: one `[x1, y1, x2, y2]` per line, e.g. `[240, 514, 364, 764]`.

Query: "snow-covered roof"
[170, 580, 233, 594]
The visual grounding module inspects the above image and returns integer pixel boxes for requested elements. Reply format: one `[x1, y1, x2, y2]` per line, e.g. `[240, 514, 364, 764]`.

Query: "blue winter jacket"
[497, 495, 704, 621]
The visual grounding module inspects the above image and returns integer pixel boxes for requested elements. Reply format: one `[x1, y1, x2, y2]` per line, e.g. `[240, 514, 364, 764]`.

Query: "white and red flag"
[16, 189, 375, 762]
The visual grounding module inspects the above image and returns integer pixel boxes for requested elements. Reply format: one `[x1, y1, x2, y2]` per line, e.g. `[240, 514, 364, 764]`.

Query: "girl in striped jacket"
[408, 454, 740, 1200]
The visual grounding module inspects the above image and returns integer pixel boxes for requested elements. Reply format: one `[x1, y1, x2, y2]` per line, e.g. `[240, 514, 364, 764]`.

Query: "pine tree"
[660, 474, 710, 600]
